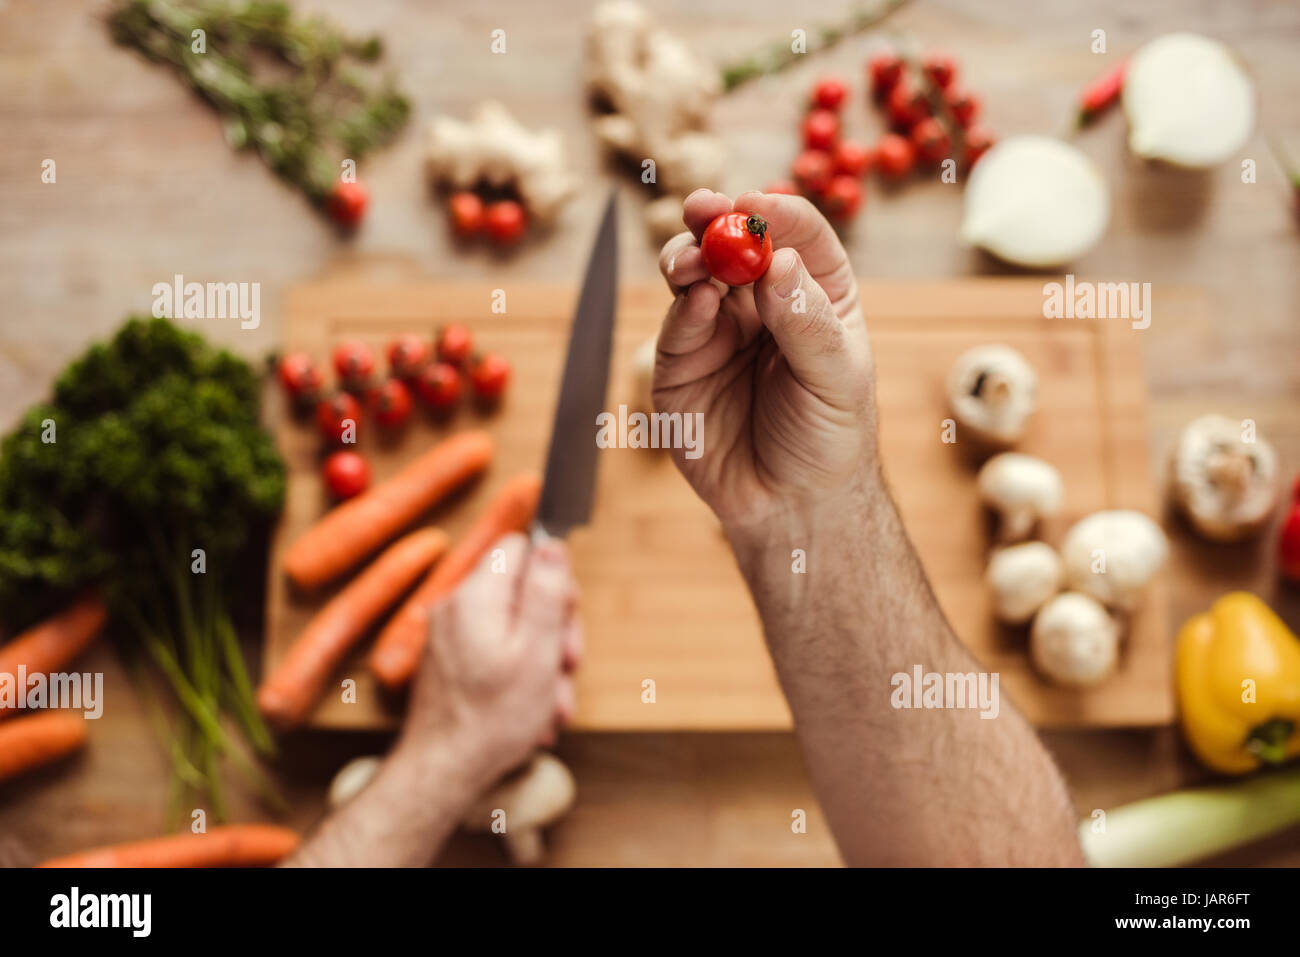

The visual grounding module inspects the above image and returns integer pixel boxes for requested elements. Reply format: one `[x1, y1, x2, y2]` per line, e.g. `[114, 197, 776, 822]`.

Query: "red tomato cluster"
[770, 50, 996, 212]
[276, 326, 511, 500]
[869, 48, 996, 176]
[446, 191, 529, 245]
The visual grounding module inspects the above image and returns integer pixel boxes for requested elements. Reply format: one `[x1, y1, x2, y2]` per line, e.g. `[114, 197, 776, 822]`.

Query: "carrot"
[258, 528, 449, 728]
[0, 593, 107, 719]
[283, 430, 493, 589]
[37, 824, 300, 868]
[369, 472, 543, 690]
[0, 712, 87, 783]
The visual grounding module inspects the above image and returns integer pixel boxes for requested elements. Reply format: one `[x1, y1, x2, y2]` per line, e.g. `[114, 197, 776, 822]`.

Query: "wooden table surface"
[2, 0, 1298, 866]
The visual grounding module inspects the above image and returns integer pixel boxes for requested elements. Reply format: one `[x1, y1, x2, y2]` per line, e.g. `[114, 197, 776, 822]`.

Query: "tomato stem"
[745, 214, 769, 242]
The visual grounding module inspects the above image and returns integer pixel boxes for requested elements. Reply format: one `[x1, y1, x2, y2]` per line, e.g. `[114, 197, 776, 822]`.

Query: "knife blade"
[534, 189, 619, 538]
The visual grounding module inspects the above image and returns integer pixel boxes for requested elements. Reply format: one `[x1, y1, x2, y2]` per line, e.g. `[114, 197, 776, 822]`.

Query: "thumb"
[753, 247, 851, 396]
[514, 538, 574, 653]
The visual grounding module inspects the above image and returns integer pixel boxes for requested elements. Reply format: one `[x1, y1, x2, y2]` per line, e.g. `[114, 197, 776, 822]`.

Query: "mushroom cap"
[946, 345, 1038, 447]
[1061, 510, 1168, 611]
[461, 753, 577, 833]
[1031, 591, 1120, 687]
[1170, 414, 1280, 542]
[987, 542, 1065, 624]
[977, 453, 1064, 541]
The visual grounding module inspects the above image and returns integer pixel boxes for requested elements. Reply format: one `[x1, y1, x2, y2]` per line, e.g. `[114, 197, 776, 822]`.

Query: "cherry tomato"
[700, 212, 774, 286]
[832, 140, 874, 177]
[911, 117, 951, 165]
[887, 82, 930, 130]
[323, 450, 370, 500]
[868, 50, 904, 98]
[810, 76, 848, 111]
[448, 191, 485, 237]
[922, 52, 958, 89]
[946, 87, 981, 129]
[1280, 493, 1300, 581]
[328, 180, 369, 227]
[469, 353, 511, 403]
[435, 323, 474, 367]
[316, 392, 362, 445]
[332, 339, 376, 390]
[964, 127, 996, 167]
[484, 200, 527, 244]
[386, 334, 431, 379]
[802, 109, 840, 151]
[764, 180, 799, 195]
[277, 353, 323, 401]
[371, 378, 413, 428]
[821, 175, 864, 219]
[416, 361, 462, 412]
[791, 150, 834, 195]
[875, 133, 917, 179]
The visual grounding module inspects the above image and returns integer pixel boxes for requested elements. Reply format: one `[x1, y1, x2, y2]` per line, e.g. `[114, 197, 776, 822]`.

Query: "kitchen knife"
[534, 189, 619, 538]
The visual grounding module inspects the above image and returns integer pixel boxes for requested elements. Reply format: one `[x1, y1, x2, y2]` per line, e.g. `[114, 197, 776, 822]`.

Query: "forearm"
[285, 735, 489, 867]
[727, 467, 1083, 866]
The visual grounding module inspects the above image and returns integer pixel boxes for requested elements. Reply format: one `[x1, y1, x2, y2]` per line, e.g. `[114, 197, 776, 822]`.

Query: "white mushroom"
[461, 753, 576, 865]
[1060, 510, 1168, 611]
[1170, 414, 1280, 542]
[1031, 592, 1120, 687]
[977, 453, 1064, 542]
[986, 542, 1065, 624]
[946, 345, 1038, 448]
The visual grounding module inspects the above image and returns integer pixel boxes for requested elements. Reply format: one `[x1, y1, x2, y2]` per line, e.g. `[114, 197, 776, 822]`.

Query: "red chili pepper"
[1078, 59, 1127, 126]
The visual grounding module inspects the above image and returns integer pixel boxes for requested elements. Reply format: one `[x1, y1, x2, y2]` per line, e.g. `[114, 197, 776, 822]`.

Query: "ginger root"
[425, 100, 576, 223]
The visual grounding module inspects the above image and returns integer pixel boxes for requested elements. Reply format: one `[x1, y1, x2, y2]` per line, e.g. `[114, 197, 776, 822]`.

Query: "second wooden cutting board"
[263, 278, 1176, 731]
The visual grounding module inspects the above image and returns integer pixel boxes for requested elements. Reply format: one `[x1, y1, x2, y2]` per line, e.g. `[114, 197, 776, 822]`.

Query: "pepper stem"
[1247, 718, 1296, 765]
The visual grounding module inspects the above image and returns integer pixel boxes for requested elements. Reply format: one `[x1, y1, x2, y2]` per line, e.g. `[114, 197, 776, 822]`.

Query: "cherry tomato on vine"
[875, 133, 917, 179]
[332, 340, 376, 390]
[323, 451, 370, 500]
[911, 118, 951, 165]
[416, 362, 462, 412]
[484, 200, 527, 244]
[316, 392, 362, 445]
[868, 50, 904, 98]
[386, 334, 431, 379]
[469, 353, 512, 403]
[887, 82, 930, 130]
[832, 140, 874, 177]
[371, 378, 414, 428]
[448, 191, 485, 237]
[822, 175, 864, 219]
[946, 87, 981, 129]
[810, 76, 848, 111]
[802, 109, 840, 151]
[278, 353, 323, 401]
[436, 324, 474, 367]
[328, 180, 369, 227]
[922, 52, 958, 90]
[791, 150, 833, 195]
[700, 212, 774, 286]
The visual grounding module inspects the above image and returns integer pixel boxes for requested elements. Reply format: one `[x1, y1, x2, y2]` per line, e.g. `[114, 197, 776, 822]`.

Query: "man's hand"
[655, 189, 877, 536]
[286, 533, 581, 867]
[397, 531, 581, 788]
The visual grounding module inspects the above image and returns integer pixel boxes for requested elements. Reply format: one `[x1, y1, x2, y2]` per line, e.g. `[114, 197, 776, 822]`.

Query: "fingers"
[752, 247, 853, 399]
[439, 531, 530, 644]
[733, 191, 858, 304]
[658, 233, 708, 294]
[682, 188, 732, 240]
[514, 537, 574, 655]
[562, 615, 584, 673]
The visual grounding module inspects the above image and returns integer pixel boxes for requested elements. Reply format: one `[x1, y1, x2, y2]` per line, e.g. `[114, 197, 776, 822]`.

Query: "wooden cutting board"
[263, 278, 1175, 731]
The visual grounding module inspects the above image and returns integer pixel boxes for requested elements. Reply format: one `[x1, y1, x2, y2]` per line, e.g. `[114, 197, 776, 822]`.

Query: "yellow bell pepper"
[1176, 592, 1300, 774]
